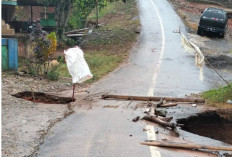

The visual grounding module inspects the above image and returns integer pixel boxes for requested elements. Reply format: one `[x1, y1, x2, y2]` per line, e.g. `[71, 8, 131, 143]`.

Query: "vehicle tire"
[197, 28, 204, 36]
[197, 28, 201, 36]
[218, 32, 224, 38]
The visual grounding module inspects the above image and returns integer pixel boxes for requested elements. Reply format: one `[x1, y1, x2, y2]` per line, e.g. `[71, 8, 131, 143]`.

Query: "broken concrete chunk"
[155, 108, 167, 117]
[132, 116, 140, 122]
[192, 104, 197, 107]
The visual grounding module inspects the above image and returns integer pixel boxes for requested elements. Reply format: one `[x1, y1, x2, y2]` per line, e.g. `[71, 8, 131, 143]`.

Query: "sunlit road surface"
[35, 0, 232, 157]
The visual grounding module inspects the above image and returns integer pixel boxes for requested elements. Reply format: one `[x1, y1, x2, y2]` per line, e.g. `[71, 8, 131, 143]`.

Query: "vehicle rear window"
[203, 11, 225, 19]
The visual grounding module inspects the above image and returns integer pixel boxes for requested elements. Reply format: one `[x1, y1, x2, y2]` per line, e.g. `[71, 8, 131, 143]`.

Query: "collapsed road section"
[102, 94, 232, 155]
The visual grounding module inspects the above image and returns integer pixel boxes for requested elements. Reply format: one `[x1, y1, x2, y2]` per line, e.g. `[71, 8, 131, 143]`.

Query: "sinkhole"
[12, 91, 74, 104]
[177, 111, 232, 145]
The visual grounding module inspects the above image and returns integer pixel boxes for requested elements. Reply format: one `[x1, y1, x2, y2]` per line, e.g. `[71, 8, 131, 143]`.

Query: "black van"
[197, 7, 228, 38]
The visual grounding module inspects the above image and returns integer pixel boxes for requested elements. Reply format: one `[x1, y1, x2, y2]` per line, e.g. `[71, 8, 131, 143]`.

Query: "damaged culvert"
[177, 110, 232, 145]
[12, 91, 74, 104]
[206, 55, 232, 70]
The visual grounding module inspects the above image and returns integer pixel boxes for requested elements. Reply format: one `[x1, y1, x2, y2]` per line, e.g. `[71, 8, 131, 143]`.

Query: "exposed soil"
[177, 110, 232, 145]
[206, 55, 232, 70]
[12, 91, 73, 104]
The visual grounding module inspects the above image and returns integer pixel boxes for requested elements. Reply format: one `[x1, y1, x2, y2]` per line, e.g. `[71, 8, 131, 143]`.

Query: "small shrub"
[46, 65, 60, 81]
[61, 36, 79, 47]
[57, 56, 65, 63]
[47, 70, 59, 81]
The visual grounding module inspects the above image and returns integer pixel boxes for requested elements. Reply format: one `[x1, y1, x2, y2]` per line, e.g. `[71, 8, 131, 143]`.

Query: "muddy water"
[177, 111, 232, 145]
[12, 91, 73, 104]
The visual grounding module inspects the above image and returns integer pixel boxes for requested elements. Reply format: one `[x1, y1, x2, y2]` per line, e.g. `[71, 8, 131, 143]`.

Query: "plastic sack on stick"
[64, 46, 93, 84]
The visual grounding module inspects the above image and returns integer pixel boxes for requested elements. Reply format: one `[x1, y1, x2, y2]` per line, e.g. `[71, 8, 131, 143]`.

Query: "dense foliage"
[67, 0, 118, 30]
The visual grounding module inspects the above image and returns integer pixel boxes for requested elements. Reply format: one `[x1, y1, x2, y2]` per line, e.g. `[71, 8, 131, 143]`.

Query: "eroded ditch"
[12, 91, 74, 104]
[177, 110, 232, 145]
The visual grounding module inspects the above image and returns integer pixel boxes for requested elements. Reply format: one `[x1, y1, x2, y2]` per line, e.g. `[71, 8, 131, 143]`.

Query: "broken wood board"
[102, 95, 205, 103]
[143, 115, 176, 129]
[141, 140, 232, 151]
[158, 103, 178, 108]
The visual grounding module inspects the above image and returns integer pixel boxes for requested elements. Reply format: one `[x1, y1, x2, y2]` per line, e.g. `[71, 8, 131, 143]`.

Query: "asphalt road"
[35, 0, 232, 157]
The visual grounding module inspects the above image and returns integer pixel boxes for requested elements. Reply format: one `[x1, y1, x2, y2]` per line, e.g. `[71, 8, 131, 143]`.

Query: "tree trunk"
[55, 0, 74, 39]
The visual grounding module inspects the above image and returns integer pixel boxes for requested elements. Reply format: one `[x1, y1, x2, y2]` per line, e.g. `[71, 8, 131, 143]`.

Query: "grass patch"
[85, 50, 123, 83]
[54, 50, 123, 83]
[56, 63, 71, 77]
[202, 83, 232, 107]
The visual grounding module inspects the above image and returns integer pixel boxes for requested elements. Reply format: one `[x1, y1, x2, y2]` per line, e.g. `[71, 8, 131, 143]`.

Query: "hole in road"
[177, 111, 232, 145]
[12, 91, 74, 104]
[206, 55, 232, 70]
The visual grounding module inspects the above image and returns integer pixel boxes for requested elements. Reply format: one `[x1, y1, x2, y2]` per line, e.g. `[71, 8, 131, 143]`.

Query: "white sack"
[64, 46, 93, 84]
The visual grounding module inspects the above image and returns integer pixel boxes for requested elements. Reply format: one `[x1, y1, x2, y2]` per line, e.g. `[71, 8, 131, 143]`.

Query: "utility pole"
[96, 0, 98, 28]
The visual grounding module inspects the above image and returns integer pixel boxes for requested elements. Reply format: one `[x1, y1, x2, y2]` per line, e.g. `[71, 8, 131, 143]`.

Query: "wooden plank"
[141, 140, 232, 151]
[66, 34, 84, 37]
[64, 28, 89, 35]
[158, 103, 178, 108]
[102, 94, 205, 103]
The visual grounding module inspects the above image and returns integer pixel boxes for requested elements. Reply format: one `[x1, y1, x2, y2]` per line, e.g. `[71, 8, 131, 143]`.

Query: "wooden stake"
[102, 95, 205, 103]
[72, 84, 76, 102]
[141, 140, 232, 151]
[30, 87, 35, 102]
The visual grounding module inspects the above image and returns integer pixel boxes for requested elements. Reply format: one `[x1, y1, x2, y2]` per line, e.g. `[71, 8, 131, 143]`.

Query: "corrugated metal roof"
[2, 1, 18, 6]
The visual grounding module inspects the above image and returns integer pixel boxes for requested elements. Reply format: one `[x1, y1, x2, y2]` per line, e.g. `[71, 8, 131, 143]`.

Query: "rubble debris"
[143, 128, 148, 132]
[156, 98, 164, 107]
[144, 108, 151, 114]
[142, 115, 176, 129]
[192, 104, 197, 107]
[155, 108, 167, 117]
[140, 140, 232, 151]
[159, 117, 173, 122]
[102, 94, 205, 103]
[132, 116, 140, 122]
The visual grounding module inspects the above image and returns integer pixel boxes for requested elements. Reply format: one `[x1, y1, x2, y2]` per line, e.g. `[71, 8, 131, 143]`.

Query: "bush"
[57, 56, 65, 63]
[46, 70, 59, 81]
[46, 65, 60, 81]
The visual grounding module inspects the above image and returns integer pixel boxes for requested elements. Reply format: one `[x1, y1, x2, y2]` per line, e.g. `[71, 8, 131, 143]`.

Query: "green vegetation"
[46, 68, 60, 81]
[87, 1, 117, 21]
[18, 0, 139, 84]
[202, 83, 232, 104]
[55, 50, 123, 82]
[85, 50, 123, 82]
[67, 0, 117, 30]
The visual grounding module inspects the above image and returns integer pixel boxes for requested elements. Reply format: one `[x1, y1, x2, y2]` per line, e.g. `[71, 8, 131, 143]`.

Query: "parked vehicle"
[197, 7, 228, 38]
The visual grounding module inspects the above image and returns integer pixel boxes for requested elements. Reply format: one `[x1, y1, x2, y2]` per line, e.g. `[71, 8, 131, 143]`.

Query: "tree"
[35, 0, 75, 38]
